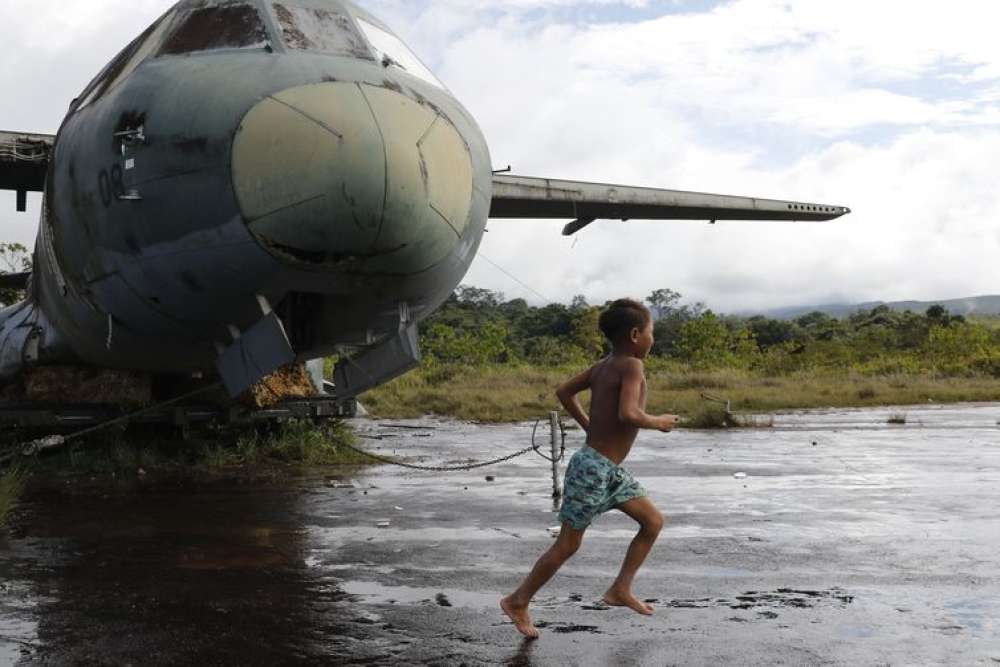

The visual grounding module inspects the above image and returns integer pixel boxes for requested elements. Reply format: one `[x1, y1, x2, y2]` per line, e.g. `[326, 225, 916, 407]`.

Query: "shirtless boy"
[501, 298, 680, 639]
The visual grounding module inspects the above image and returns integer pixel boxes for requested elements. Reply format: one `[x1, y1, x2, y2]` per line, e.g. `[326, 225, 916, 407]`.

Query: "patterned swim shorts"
[557, 446, 647, 530]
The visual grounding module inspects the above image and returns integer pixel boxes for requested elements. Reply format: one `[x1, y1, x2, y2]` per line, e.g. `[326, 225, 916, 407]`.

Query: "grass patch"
[683, 403, 732, 429]
[201, 420, 371, 469]
[362, 363, 1000, 424]
[0, 468, 24, 529]
[13, 420, 371, 478]
[680, 403, 774, 430]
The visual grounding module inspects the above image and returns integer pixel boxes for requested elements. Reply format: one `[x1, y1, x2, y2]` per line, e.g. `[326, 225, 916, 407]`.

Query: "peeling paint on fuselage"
[38, 0, 492, 375]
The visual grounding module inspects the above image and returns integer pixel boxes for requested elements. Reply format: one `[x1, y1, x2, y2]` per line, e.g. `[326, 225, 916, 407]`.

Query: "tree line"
[420, 286, 1000, 376]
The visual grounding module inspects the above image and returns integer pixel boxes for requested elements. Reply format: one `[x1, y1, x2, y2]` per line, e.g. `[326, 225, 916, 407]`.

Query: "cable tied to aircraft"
[256, 349, 569, 472]
[0, 383, 224, 466]
[340, 417, 567, 472]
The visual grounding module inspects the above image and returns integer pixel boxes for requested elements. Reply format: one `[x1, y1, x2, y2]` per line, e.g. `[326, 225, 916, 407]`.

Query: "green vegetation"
[202, 420, 369, 469]
[0, 469, 23, 528]
[683, 403, 733, 429]
[363, 287, 1000, 423]
[0, 242, 31, 306]
[5, 420, 371, 478]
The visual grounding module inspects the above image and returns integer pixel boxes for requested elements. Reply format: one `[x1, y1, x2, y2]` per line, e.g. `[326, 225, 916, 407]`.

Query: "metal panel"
[216, 313, 296, 397]
[0, 273, 30, 290]
[334, 323, 420, 399]
[489, 174, 850, 225]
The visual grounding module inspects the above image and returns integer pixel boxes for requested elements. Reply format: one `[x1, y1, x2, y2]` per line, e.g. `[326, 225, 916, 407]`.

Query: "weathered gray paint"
[217, 311, 296, 395]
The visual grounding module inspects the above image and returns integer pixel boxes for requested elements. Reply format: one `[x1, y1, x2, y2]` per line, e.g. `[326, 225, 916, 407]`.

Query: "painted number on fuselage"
[97, 165, 126, 207]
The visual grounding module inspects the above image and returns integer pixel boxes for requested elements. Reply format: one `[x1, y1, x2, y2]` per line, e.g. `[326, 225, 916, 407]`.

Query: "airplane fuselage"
[35, 0, 491, 377]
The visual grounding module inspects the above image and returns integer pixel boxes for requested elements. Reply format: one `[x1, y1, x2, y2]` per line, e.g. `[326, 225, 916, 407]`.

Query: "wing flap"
[0, 131, 55, 195]
[0, 272, 31, 290]
[490, 175, 850, 231]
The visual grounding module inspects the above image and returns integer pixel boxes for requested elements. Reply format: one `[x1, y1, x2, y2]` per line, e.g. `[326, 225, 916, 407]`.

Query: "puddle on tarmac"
[942, 596, 997, 635]
[722, 588, 854, 610]
[0, 581, 42, 663]
[534, 621, 602, 634]
[339, 580, 499, 609]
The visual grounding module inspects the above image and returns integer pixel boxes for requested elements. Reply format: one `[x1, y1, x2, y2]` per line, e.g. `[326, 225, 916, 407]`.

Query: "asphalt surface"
[2, 405, 1000, 665]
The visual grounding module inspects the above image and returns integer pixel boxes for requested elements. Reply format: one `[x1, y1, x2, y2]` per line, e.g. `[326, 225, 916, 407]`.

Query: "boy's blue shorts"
[558, 446, 647, 530]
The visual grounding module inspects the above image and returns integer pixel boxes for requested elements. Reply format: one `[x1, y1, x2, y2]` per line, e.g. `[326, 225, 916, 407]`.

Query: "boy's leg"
[603, 496, 663, 615]
[501, 522, 586, 638]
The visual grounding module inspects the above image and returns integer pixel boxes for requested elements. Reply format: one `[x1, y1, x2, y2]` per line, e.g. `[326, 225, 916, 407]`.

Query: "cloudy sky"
[3, 0, 1000, 312]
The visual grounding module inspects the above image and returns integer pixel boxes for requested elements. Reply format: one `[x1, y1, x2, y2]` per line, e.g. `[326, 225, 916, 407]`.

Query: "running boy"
[501, 298, 679, 639]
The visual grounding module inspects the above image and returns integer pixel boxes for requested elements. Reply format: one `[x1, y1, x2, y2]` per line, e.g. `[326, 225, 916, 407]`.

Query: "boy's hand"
[657, 414, 680, 432]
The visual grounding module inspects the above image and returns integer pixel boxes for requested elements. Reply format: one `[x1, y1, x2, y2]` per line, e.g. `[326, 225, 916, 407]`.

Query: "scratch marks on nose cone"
[416, 114, 473, 239]
[357, 85, 391, 250]
[247, 193, 327, 225]
[233, 82, 387, 262]
[416, 142, 430, 190]
[266, 96, 343, 140]
[429, 203, 462, 239]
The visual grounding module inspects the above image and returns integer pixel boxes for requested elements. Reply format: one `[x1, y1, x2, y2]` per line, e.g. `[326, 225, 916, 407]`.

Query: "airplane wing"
[0, 272, 31, 290]
[489, 174, 850, 235]
[1, 131, 55, 211]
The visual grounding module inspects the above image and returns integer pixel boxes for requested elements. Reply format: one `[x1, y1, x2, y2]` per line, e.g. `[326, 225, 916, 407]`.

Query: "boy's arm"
[618, 358, 678, 432]
[556, 367, 593, 432]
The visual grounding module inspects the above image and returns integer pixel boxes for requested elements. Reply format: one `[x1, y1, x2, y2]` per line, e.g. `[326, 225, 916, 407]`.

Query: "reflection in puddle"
[943, 596, 997, 635]
[176, 545, 289, 570]
[0, 580, 42, 663]
[340, 580, 499, 609]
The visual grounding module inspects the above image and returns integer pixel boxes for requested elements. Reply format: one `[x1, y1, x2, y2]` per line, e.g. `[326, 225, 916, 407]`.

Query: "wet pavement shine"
[2, 404, 1000, 665]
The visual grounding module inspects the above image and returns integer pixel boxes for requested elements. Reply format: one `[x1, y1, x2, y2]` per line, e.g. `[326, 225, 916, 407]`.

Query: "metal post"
[549, 411, 562, 500]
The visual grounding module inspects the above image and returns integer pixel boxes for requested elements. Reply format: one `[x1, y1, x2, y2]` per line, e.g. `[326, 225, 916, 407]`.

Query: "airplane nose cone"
[232, 82, 473, 274]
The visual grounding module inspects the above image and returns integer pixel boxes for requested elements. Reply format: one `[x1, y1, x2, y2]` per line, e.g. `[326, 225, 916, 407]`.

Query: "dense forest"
[419, 285, 1000, 378]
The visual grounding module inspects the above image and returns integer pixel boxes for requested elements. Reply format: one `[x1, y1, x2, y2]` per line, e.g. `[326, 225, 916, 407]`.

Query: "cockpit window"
[105, 12, 177, 94]
[274, 3, 372, 59]
[355, 18, 444, 88]
[76, 10, 176, 111]
[159, 4, 269, 56]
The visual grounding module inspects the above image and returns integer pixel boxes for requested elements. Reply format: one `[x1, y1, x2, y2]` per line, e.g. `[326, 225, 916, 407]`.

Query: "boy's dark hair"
[599, 299, 652, 343]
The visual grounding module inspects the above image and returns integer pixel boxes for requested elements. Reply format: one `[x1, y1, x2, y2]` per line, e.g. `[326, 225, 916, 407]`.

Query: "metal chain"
[530, 417, 567, 463]
[338, 440, 540, 472]
[344, 417, 568, 472]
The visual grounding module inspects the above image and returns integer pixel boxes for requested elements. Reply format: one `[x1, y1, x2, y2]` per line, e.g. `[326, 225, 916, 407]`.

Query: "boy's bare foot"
[603, 589, 655, 615]
[501, 596, 540, 639]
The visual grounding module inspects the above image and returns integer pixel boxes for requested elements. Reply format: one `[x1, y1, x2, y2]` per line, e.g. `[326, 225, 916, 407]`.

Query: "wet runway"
[2, 404, 1000, 665]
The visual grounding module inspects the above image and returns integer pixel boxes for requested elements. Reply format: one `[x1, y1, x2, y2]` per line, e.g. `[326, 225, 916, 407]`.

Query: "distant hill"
[747, 295, 1000, 320]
